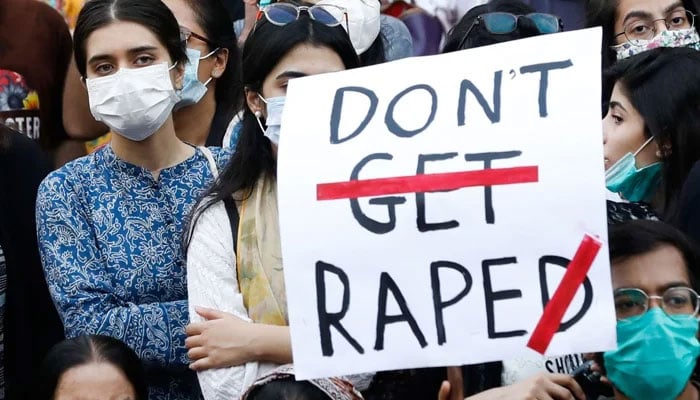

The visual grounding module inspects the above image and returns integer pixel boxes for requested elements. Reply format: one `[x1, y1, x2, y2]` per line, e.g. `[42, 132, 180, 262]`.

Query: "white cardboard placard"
[277, 28, 616, 380]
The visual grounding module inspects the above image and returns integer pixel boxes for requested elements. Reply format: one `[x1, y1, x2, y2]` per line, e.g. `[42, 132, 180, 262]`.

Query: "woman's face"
[247, 43, 346, 118]
[614, 0, 689, 45]
[602, 82, 659, 170]
[162, 0, 226, 85]
[54, 362, 136, 400]
[84, 20, 182, 86]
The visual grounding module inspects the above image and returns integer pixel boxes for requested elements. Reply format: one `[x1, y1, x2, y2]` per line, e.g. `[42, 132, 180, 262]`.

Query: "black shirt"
[0, 125, 63, 400]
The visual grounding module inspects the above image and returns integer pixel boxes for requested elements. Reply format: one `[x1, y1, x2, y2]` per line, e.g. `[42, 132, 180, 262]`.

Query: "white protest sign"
[278, 28, 616, 380]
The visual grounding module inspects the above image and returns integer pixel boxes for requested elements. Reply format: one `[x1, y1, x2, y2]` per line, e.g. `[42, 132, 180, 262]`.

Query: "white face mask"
[255, 94, 286, 145]
[317, 0, 381, 54]
[86, 62, 180, 141]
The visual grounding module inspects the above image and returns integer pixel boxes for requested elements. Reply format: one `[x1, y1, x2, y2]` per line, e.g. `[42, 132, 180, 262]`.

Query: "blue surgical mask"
[255, 95, 286, 145]
[604, 308, 700, 400]
[605, 136, 662, 202]
[174, 47, 217, 111]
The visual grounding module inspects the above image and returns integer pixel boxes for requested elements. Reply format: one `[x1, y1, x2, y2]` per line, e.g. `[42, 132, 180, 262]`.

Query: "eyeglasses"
[254, 3, 348, 34]
[180, 26, 216, 47]
[457, 12, 563, 50]
[613, 287, 700, 320]
[615, 9, 697, 46]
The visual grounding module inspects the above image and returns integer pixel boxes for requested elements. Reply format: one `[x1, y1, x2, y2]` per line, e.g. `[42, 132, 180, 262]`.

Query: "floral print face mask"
[613, 28, 700, 60]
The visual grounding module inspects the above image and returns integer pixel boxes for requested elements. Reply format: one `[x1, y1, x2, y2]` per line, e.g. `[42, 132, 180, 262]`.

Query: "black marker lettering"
[431, 261, 473, 345]
[385, 84, 438, 138]
[417, 153, 460, 232]
[482, 257, 527, 338]
[349, 153, 406, 234]
[316, 261, 364, 356]
[519, 60, 573, 117]
[457, 70, 502, 126]
[375, 272, 428, 350]
[330, 86, 378, 144]
[464, 151, 522, 224]
[539, 255, 593, 332]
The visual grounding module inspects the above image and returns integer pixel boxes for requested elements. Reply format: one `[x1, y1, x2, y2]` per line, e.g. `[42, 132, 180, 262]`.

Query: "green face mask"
[605, 136, 663, 202]
[604, 308, 700, 400]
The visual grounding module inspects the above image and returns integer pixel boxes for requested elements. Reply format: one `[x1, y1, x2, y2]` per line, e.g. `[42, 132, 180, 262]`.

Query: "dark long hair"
[36, 335, 148, 400]
[586, 0, 699, 71]
[182, 0, 244, 145]
[186, 11, 359, 246]
[605, 47, 700, 220]
[246, 378, 330, 400]
[73, 0, 187, 77]
[442, 0, 537, 53]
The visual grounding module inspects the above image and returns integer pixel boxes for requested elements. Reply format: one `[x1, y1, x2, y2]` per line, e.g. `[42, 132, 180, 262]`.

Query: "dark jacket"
[0, 125, 64, 399]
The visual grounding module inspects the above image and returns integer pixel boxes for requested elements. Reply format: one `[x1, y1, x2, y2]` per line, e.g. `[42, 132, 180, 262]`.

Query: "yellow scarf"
[236, 175, 288, 325]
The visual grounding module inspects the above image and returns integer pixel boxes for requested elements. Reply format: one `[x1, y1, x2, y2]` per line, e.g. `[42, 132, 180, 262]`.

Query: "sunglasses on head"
[457, 12, 563, 49]
[254, 3, 349, 34]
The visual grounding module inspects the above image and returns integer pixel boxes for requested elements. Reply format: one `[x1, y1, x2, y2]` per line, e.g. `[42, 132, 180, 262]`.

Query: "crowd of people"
[1, 0, 700, 399]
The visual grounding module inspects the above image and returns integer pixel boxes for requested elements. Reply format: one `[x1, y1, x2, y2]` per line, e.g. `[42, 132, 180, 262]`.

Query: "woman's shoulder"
[39, 149, 104, 195]
[191, 196, 232, 237]
[201, 145, 233, 170]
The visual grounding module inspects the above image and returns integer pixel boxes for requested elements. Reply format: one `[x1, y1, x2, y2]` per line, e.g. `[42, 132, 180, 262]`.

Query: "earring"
[254, 110, 262, 118]
[656, 150, 663, 158]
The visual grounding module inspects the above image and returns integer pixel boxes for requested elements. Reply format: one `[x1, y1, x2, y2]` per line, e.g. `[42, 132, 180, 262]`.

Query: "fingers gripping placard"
[277, 28, 616, 380]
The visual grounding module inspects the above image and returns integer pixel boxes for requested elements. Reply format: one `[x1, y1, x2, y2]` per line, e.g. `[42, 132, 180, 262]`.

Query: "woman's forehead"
[85, 21, 165, 58]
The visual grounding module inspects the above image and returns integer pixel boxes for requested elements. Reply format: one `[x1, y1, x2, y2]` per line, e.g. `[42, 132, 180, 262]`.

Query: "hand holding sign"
[278, 28, 616, 380]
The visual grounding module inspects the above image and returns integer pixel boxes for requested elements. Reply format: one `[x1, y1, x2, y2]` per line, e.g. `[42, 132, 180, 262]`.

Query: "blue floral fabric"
[36, 145, 231, 400]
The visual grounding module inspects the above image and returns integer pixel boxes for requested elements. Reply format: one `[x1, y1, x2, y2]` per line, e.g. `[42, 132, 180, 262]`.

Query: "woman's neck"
[110, 117, 194, 177]
[173, 92, 216, 146]
[650, 185, 666, 215]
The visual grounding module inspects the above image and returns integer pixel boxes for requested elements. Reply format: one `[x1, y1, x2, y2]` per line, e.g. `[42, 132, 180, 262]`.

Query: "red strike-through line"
[316, 166, 539, 200]
[527, 234, 603, 354]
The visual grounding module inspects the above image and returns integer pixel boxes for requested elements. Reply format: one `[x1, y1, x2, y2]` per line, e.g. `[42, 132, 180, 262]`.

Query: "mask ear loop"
[633, 136, 656, 156]
[200, 48, 220, 60]
[198, 48, 220, 87]
[255, 111, 266, 133]
[254, 93, 268, 133]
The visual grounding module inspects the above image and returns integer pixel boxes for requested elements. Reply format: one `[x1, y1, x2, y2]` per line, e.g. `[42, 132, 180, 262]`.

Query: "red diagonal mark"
[528, 234, 602, 354]
[316, 166, 538, 200]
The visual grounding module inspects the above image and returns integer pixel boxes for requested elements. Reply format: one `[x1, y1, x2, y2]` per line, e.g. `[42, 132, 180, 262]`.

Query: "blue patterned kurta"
[36, 145, 231, 399]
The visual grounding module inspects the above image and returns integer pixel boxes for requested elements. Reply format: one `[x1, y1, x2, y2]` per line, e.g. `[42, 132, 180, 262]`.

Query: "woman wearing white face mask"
[62, 0, 243, 148]
[35, 0, 231, 399]
[183, 4, 361, 398]
[603, 47, 700, 228]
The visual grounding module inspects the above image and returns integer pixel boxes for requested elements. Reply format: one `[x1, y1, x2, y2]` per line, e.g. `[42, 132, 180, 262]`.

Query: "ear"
[655, 138, 673, 159]
[245, 87, 262, 115]
[211, 48, 229, 79]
